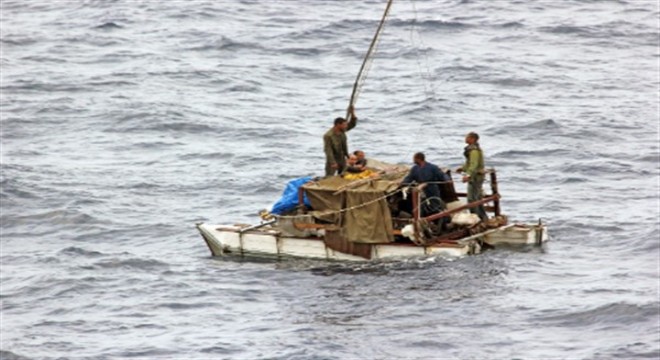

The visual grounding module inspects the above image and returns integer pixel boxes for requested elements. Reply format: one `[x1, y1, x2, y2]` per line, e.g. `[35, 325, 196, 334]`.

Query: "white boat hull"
[197, 222, 548, 261]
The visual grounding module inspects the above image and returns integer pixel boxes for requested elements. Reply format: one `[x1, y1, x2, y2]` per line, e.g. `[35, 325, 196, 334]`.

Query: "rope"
[417, 196, 445, 219]
[321, 188, 406, 217]
[309, 178, 471, 219]
[401, 180, 454, 185]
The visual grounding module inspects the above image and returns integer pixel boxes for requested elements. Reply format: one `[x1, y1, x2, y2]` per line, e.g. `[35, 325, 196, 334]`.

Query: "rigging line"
[346, 0, 394, 121]
[413, 1, 452, 154]
[409, 2, 434, 99]
[400, 0, 429, 163]
[401, 0, 451, 163]
[400, 0, 442, 163]
[314, 188, 405, 217]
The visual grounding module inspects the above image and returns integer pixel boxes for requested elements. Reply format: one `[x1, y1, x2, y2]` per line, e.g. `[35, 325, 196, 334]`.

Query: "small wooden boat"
[197, 168, 548, 261]
[197, 0, 549, 261]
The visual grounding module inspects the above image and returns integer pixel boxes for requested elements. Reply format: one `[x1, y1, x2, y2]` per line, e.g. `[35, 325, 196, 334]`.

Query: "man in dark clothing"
[401, 152, 450, 216]
[323, 105, 357, 176]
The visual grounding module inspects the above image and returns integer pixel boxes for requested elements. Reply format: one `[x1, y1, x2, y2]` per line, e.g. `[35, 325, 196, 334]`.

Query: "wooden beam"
[422, 194, 501, 223]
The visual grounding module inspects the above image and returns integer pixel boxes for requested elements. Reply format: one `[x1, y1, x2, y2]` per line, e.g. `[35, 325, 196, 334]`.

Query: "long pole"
[346, 0, 394, 121]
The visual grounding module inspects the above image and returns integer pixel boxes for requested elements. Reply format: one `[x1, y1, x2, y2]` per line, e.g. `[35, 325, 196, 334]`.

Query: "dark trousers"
[325, 161, 345, 177]
[467, 180, 487, 221]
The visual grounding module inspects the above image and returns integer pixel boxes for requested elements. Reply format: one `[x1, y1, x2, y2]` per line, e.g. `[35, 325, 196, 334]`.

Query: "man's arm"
[401, 167, 416, 185]
[346, 105, 357, 131]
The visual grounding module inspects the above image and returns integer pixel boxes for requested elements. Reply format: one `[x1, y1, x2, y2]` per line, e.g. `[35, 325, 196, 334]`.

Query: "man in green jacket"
[323, 105, 357, 176]
[456, 132, 487, 221]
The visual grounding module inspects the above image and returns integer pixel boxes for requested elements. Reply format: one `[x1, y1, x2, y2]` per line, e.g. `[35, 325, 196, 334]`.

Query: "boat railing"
[442, 168, 501, 217]
[407, 168, 501, 243]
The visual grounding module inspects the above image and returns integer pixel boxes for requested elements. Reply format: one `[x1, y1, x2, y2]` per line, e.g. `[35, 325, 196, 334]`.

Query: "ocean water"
[1, 0, 659, 359]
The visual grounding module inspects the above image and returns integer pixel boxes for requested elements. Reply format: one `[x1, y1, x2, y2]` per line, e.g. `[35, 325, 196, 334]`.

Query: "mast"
[346, 0, 394, 121]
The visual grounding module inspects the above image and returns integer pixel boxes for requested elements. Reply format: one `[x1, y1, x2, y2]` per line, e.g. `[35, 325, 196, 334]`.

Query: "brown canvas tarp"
[302, 174, 404, 244]
[303, 176, 350, 223]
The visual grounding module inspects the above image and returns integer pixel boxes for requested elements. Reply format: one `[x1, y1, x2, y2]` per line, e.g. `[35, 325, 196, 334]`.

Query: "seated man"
[353, 150, 367, 167]
[343, 154, 377, 180]
[345, 154, 365, 173]
[400, 152, 450, 216]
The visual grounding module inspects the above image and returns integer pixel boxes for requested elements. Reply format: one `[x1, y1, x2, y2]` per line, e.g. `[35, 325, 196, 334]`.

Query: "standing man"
[323, 105, 357, 176]
[456, 132, 487, 221]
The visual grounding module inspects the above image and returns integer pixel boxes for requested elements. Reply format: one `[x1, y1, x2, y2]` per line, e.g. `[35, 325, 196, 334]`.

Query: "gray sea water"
[1, 0, 659, 359]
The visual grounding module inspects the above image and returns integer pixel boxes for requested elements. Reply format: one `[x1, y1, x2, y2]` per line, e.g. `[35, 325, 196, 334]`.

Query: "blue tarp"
[271, 176, 312, 215]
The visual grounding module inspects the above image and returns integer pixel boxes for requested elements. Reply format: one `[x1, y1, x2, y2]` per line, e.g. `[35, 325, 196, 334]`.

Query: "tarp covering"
[302, 170, 406, 244]
[271, 176, 313, 215]
[344, 180, 399, 243]
[302, 176, 350, 223]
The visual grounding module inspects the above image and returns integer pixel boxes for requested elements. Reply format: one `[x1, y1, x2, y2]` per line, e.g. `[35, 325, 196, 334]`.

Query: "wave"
[0, 36, 39, 46]
[560, 177, 588, 184]
[637, 153, 660, 164]
[187, 35, 263, 52]
[285, 16, 470, 43]
[560, 161, 633, 175]
[540, 24, 597, 36]
[1, 209, 104, 229]
[0, 177, 41, 202]
[225, 84, 262, 93]
[278, 47, 324, 57]
[481, 77, 537, 87]
[492, 148, 570, 158]
[489, 119, 561, 136]
[389, 18, 472, 30]
[537, 302, 660, 328]
[59, 246, 105, 257]
[94, 21, 123, 30]
[91, 257, 170, 270]
[86, 80, 137, 87]
[0, 350, 32, 360]
[0, 81, 92, 93]
[269, 64, 325, 78]
[605, 226, 660, 254]
[179, 152, 235, 161]
[498, 21, 524, 28]
[200, 343, 244, 355]
[105, 120, 221, 135]
[157, 302, 218, 310]
[539, 21, 657, 45]
[18, 55, 67, 63]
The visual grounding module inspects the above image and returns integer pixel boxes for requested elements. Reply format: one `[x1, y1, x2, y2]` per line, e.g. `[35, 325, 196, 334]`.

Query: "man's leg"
[467, 181, 487, 221]
[325, 162, 335, 177]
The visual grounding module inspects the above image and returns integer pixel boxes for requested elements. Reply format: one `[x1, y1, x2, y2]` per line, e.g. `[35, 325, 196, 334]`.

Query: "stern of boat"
[484, 220, 548, 246]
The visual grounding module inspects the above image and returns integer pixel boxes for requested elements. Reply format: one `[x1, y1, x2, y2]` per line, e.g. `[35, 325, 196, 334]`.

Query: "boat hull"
[197, 223, 476, 260]
[197, 222, 548, 261]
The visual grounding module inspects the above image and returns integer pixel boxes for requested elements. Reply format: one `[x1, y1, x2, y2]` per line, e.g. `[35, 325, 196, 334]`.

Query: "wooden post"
[411, 187, 420, 242]
[297, 187, 306, 214]
[490, 170, 501, 216]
